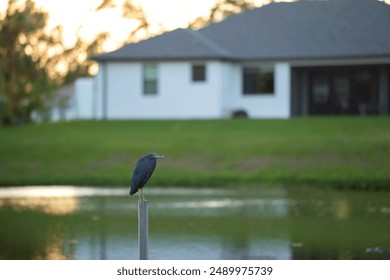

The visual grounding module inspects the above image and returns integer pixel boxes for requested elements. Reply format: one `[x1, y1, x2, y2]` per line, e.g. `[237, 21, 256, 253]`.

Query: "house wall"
[95, 63, 105, 119]
[51, 83, 75, 122]
[74, 77, 95, 119]
[97, 61, 225, 119]
[221, 62, 291, 118]
[159, 61, 223, 118]
[96, 61, 291, 119]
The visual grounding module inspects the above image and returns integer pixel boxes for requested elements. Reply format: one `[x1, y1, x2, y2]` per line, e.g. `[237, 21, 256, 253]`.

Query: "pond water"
[0, 186, 389, 260]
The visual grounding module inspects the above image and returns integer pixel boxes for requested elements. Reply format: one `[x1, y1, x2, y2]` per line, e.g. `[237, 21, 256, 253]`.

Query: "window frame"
[191, 64, 207, 82]
[242, 64, 275, 95]
[143, 63, 158, 95]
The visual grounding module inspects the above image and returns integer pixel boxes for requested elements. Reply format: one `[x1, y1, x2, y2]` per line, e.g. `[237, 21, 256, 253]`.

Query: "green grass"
[0, 117, 390, 189]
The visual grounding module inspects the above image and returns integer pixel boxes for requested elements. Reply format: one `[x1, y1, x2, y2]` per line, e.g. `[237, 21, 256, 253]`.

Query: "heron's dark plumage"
[130, 153, 162, 196]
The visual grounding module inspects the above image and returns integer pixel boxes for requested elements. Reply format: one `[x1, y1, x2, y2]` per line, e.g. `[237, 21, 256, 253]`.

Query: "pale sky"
[0, 0, 222, 50]
[0, 0, 285, 50]
[2, 0, 388, 51]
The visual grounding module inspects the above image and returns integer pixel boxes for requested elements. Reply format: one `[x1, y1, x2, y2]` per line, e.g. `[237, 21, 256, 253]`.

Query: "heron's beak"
[157, 155, 165, 159]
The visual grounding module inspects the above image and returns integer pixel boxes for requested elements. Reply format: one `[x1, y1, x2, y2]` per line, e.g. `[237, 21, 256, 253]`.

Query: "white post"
[138, 200, 148, 260]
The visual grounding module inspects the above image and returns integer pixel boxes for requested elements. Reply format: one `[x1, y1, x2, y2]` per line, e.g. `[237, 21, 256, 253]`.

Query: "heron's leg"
[137, 190, 141, 201]
[140, 188, 147, 201]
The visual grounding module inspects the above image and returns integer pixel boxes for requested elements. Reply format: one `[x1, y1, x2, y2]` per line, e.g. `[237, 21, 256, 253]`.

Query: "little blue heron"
[129, 153, 165, 200]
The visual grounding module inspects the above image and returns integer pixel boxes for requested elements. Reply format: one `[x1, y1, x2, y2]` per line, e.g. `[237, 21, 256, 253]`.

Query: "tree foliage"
[0, 0, 149, 125]
[189, 0, 258, 29]
[94, 0, 151, 43]
[0, 0, 52, 124]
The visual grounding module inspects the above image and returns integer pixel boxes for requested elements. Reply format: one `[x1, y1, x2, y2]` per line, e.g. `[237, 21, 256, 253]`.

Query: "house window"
[143, 63, 158, 94]
[242, 65, 274, 95]
[192, 64, 206, 82]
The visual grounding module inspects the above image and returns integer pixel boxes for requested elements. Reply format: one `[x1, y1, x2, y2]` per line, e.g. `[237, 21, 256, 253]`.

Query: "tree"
[122, 0, 151, 42]
[94, 0, 151, 43]
[0, 0, 149, 125]
[189, 0, 258, 29]
[0, 0, 52, 124]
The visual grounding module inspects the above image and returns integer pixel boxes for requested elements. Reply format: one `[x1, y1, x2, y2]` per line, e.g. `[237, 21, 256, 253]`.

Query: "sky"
[0, 0, 288, 50]
[0, 0, 222, 50]
[2, 0, 389, 51]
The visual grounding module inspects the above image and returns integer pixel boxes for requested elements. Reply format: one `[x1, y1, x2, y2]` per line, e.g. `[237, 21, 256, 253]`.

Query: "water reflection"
[0, 186, 389, 260]
[0, 186, 127, 197]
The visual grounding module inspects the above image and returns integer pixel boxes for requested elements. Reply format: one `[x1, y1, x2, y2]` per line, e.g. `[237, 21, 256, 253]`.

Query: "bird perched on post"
[130, 153, 165, 201]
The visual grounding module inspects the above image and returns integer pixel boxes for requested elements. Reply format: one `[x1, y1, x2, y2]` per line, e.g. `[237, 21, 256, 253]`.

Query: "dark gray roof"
[93, 28, 231, 61]
[93, 0, 390, 62]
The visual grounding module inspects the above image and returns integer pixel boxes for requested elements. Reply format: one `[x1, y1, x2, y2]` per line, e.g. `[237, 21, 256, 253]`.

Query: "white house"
[72, 77, 96, 119]
[50, 77, 95, 121]
[92, 0, 390, 119]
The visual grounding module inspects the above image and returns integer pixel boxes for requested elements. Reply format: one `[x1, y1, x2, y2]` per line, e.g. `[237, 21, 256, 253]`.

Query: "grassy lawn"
[0, 117, 389, 189]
